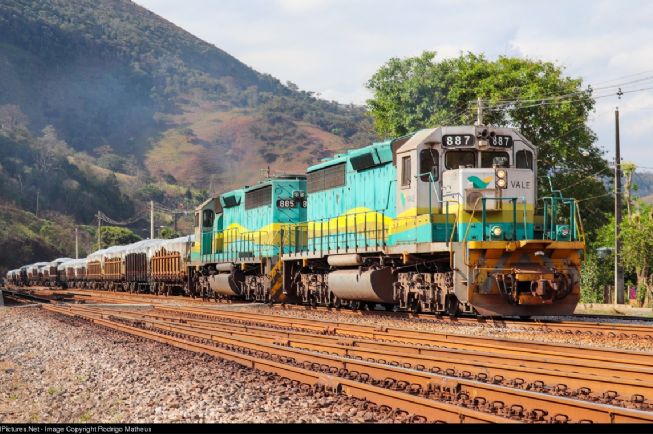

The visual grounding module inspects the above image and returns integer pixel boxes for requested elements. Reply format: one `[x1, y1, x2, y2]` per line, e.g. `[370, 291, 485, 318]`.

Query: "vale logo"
[467, 175, 492, 189]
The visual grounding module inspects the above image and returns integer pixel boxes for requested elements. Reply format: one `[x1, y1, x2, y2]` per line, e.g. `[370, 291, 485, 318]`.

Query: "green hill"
[0, 0, 376, 268]
[0, 0, 375, 193]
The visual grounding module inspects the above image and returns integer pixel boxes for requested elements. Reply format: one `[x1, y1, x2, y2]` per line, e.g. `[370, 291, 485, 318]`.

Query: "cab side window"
[419, 149, 439, 181]
[401, 156, 411, 186]
[516, 150, 534, 170]
[202, 209, 215, 228]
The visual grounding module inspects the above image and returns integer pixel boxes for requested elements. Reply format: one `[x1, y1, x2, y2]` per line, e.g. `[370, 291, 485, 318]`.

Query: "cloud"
[276, 0, 328, 13]
[135, 0, 653, 166]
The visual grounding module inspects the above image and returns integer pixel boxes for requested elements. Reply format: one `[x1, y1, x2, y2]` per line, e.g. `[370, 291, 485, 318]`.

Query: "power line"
[483, 86, 653, 113]
[97, 210, 148, 226]
[468, 69, 653, 110]
[591, 69, 653, 86]
[576, 191, 616, 203]
[559, 167, 611, 192]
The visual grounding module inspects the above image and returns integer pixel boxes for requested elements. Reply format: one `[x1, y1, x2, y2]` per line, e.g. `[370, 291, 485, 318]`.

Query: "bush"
[580, 254, 612, 303]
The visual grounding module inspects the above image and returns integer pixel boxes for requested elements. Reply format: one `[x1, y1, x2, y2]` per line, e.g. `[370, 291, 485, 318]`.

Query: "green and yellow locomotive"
[190, 175, 307, 302]
[190, 125, 585, 317]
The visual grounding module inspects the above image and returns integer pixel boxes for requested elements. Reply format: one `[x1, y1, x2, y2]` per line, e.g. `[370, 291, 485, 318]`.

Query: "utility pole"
[150, 200, 154, 240]
[476, 97, 483, 126]
[97, 212, 102, 250]
[173, 213, 178, 235]
[75, 226, 79, 259]
[615, 107, 625, 304]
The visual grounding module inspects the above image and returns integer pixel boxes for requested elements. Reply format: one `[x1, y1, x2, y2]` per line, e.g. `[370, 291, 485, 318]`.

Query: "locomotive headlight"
[491, 225, 503, 238]
[496, 178, 507, 188]
[496, 169, 507, 179]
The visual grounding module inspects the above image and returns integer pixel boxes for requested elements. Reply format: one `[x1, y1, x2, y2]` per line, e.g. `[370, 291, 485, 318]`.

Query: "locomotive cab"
[393, 126, 583, 316]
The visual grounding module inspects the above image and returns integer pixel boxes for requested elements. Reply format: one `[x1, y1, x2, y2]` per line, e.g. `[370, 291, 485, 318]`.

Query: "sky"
[136, 0, 653, 168]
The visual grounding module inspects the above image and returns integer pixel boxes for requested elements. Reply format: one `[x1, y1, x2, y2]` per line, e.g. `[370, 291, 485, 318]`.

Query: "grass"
[79, 410, 93, 423]
[46, 387, 58, 396]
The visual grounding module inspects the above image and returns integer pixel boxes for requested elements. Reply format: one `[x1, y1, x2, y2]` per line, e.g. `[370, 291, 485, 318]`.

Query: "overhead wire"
[467, 68, 653, 111]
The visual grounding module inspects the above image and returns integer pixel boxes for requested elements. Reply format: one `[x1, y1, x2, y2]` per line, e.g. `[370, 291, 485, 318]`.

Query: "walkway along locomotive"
[190, 125, 585, 316]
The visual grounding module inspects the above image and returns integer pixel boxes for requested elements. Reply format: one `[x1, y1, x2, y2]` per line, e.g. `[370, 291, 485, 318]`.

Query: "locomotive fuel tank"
[328, 267, 396, 303]
[208, 269, 245, 296]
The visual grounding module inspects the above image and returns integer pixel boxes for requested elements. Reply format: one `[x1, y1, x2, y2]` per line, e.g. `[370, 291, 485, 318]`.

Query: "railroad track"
[23, 286, 653, 340]
[18, 286, 653, 346]
[43, 303, 653, 423]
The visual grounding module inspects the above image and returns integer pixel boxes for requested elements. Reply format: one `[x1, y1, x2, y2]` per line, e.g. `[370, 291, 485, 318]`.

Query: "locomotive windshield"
[481, 151, 509, 168]
[445, 150, 476, 169]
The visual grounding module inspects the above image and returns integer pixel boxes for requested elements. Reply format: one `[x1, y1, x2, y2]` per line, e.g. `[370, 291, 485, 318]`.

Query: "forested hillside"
[0, 0, 374, 188]
[0, 0, 375, 269]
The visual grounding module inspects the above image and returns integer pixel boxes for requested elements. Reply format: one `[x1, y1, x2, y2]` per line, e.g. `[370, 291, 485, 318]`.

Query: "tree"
[160, 226, 178, 239]
[580, 253, 612, 303]
[366, 52, 611, 234]
[32, 125, 73, 173]
[592, 200, 653, 307]
[99, 226, 141, 248]
[620, 204, 653, 307]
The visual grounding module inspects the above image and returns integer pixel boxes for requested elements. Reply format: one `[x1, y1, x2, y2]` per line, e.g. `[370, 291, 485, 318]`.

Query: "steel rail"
[68, 305, 653, 405]
[152, 305, 653, 367]
[36, 287, 653, 339]
[44, 304, 653, 423]
[42, 305, 509, 424]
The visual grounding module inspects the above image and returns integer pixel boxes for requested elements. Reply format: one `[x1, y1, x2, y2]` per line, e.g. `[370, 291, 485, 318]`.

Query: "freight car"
[26, 262, 49, 286]
[150, 236, 194, 295]
[43, 258, 73, 287]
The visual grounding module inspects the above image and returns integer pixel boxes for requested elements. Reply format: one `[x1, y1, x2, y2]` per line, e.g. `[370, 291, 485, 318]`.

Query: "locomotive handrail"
[542, 196, 578, 241]
[461, 196, 482, 267]
[574, 200, 587, 251]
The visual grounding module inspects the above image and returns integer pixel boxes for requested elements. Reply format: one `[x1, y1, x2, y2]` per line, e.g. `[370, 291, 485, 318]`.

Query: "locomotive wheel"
[445, 294, 460, 317]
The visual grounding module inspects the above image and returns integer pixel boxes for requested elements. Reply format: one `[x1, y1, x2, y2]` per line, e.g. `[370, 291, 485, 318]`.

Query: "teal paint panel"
[306, 140, 397, 253]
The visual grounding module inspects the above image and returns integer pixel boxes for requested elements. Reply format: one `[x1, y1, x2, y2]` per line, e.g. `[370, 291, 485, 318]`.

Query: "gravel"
[226, 304, 653, 353]
[0, 306, 393, 423]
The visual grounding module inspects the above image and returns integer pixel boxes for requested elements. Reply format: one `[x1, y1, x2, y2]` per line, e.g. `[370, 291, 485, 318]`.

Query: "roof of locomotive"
[243, 175, 305, 193]
[396, 126, 537, 154]
[306, 139, 394, 173]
